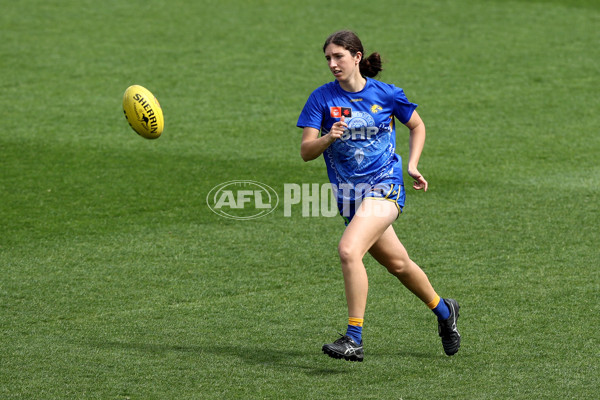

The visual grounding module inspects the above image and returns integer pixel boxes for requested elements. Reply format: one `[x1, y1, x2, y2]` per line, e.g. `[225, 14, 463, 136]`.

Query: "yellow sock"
[427, 294, 451, 320]
[426, 294, 441, 310]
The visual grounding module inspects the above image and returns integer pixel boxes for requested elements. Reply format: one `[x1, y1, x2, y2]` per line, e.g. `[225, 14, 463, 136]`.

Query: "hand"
[408, 168, 428, 191]
[329, 115, 347, 142]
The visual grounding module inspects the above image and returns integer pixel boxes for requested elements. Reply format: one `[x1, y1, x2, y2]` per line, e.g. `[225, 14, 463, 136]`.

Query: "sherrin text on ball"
[122, 85, 164, 139]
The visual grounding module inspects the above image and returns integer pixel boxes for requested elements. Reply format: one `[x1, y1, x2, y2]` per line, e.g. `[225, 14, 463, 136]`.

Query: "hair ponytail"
[323, 30, 384, 78]
[360, 52, 383, 78]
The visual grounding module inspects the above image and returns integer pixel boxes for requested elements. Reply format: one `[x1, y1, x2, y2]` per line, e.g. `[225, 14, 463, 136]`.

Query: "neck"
[339, 74, 367, 93]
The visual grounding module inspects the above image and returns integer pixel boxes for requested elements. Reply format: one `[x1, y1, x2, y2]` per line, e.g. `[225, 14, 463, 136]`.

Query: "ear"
[354, 51, 363, 65]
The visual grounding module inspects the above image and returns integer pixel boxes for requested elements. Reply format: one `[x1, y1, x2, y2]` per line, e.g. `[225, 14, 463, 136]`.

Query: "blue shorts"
[338, 182, 405, 225]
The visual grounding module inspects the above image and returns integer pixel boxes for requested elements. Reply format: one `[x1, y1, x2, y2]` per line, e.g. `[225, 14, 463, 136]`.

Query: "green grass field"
[1, 0, 598, 398]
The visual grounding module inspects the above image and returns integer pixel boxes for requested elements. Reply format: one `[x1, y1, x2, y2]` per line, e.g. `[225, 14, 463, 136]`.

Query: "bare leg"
[368, 225, 437, 304]
[337, 199, 398, 318]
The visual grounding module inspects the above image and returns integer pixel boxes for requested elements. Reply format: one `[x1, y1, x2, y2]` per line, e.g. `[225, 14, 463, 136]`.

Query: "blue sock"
[432, 298, 451, 321]
[346, 324, 362, 345]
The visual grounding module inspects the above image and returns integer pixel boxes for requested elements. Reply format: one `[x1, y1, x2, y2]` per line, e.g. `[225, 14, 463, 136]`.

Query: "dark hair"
[323, 30, 382, 78]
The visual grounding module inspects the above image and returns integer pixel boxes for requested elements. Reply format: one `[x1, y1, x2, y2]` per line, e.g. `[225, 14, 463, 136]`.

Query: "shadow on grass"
[92, 340, 350, 376]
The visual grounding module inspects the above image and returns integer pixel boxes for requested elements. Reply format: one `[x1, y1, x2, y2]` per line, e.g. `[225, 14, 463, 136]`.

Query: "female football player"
[297, 30, 460, 361]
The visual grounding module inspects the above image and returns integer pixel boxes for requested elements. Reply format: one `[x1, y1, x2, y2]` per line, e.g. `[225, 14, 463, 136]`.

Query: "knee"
[386, 258, 412, 277]
[338, 241, 362, 265]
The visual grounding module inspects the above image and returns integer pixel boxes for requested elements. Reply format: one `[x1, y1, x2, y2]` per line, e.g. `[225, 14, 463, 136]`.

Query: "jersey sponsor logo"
[340, 111, 378, 142]
[337, 111, 383, 166]
[330, 107, 352, 118]
[340, 126, 379, 141]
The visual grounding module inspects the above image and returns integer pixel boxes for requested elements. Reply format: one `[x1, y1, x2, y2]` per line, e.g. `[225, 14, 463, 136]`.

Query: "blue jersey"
[297, 78, 417, 203]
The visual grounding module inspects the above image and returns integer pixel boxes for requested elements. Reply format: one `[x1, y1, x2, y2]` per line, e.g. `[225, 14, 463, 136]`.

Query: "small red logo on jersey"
[330, 107, 352, 118]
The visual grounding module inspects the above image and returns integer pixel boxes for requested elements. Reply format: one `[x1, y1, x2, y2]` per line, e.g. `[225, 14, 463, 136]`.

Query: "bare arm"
[300, 116, 348, 162]
[404, 111, 428, 191]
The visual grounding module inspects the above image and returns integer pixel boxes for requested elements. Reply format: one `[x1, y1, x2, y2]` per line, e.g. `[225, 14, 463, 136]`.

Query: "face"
[324, 43, 362, 82]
